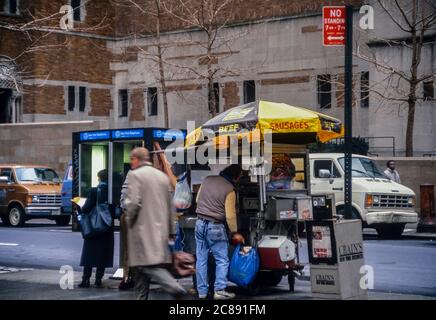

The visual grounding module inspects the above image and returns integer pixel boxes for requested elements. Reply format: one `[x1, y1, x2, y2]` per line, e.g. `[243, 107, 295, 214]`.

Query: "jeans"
[195, 218, 229, 296]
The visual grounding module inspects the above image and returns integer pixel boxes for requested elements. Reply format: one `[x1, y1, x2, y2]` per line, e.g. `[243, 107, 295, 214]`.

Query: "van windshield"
[338, 157, 386, 179]
[15, 167, 60, 183]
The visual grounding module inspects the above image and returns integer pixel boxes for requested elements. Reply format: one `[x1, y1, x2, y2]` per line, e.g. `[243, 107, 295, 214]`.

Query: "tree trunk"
[155, 0, 169, 128]
[405, 93, 416, 157]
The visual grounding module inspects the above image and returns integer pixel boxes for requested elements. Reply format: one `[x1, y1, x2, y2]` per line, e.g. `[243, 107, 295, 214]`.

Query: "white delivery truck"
[309, 153, 418, 238]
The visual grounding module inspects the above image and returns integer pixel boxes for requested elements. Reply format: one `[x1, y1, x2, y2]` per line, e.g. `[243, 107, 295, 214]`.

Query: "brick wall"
[222, 82, 240, 110]
[89, 89, 112, 116]
[23, 85, 66, 115]
[129, 88, 145, 121]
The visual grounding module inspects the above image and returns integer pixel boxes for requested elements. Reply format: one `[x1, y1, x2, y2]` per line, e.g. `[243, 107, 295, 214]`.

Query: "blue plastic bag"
[229, 245, 260, 287]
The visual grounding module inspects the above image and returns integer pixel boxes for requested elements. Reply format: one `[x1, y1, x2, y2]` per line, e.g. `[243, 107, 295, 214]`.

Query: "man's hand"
[231, 233, 245, 245]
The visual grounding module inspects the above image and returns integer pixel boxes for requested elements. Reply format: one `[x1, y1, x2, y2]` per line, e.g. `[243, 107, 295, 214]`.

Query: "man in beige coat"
[122, 147, 185, 300]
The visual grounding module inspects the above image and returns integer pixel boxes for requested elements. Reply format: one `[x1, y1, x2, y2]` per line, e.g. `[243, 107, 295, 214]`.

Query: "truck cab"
[0, 165, 69, 227]
[309, 153, 418, 238]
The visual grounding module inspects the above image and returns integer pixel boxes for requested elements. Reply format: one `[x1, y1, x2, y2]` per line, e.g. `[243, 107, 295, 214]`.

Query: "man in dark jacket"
[78, 169, 114, 288]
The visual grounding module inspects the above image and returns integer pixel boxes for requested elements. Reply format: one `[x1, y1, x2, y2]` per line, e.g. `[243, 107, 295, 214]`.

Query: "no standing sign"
[323, 6, 346, 46]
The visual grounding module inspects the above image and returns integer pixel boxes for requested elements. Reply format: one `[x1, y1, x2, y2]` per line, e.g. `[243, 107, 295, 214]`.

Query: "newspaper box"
[306, 219, 368, 299]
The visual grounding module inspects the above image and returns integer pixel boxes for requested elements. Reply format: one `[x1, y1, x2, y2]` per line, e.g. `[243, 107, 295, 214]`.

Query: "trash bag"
[229, 245, 260, 287]
[173, 173, 192, 209]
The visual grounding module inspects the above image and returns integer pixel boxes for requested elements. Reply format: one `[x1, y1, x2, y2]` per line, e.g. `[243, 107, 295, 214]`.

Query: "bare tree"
[163, 0, 242, 117]
[114, 0, 172, 127]
[356, 0, 436, 156]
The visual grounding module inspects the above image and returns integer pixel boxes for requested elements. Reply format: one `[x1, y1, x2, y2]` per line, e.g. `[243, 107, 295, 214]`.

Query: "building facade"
[0, 0, 434, 156]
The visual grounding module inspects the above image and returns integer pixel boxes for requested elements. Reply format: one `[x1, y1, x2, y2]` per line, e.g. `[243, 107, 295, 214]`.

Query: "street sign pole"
[344, 5, 353, 219]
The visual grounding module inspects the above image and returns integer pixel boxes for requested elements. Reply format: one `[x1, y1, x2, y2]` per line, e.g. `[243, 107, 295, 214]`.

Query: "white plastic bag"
[173, 173, 192, 209]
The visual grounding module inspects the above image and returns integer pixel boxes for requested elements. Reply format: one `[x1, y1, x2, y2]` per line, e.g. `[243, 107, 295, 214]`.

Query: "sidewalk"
[0, 267, 434, 300]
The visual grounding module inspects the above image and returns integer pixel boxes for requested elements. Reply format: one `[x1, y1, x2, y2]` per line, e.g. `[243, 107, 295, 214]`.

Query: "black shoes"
[94, 278, 103, 288]
[78, 279, 90, 288]
[78, 278, 103, 288]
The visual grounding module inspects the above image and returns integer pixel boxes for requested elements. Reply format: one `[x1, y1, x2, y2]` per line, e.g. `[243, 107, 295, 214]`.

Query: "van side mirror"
[0, 176, 10, 183]
[318, 169, 331, 179]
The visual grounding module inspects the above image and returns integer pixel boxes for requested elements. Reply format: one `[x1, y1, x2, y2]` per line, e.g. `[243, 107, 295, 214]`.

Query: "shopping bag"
[229, 245, 260, 287]
[173, 173, 192, 209]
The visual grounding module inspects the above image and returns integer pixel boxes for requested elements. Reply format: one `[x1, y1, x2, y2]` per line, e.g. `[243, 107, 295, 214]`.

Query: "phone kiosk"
[72, 127, 186, 224]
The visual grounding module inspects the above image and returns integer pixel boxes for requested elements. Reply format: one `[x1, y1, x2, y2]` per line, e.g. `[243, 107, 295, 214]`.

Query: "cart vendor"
[195, 164, 244, 300]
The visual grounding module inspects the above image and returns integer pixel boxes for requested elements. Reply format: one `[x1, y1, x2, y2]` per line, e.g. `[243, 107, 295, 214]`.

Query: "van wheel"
[8, 205, 26, 227]
[55, 215, 71, 226]
[376, 224, 405, 239]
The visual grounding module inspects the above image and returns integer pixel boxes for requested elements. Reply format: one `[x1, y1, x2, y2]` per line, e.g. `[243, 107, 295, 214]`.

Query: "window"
[208, 83, 220, 113]
[360, 71, 369, 108]
[317, 74, 331, 109]
[67, 86, 75, 111]
[119, 89, 128, 117]
[314, 160, 341, 178]
[243, 80, 256, 104]
[15, 167, 59, 183]
[147, 87, 158, 116]
[423, 81, 434, 100]
[0, 168, 14, 183]
[79, 86, 86, 112]
[71, 0, 82, 21]
[338, 157, 385, 179]
[2, 0, 19, 15]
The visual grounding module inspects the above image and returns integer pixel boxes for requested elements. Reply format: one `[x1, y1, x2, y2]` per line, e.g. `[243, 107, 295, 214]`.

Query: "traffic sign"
[323, 6, 346, 46]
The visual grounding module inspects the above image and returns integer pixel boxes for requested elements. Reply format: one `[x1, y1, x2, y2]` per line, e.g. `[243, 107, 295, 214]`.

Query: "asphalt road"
[1, 219, 436, 297]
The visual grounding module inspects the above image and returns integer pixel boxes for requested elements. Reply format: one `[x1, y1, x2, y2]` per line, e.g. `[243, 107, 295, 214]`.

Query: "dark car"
[61, 161, 73, 215]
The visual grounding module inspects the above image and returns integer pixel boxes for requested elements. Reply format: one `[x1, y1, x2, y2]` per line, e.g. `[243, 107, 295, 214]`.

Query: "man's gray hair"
[131, 147, 151, 163]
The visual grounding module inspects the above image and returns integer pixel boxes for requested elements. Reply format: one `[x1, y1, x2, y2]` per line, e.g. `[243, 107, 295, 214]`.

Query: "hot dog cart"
[177, 100, 344, 292]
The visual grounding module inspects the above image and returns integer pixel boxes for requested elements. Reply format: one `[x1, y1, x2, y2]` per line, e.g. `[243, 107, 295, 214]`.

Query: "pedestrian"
[118, 173, 134, 291]
[78, 169, 114, 288]
[384, 160, 401, 183]
[122, 147, 186, 300]
[195, 164, 245, 300]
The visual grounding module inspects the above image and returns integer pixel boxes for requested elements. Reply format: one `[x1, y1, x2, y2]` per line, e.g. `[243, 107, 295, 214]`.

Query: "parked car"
[0, 165, 70, 227]
[309, 153, 418, 238]
[61, 161, 73, 215]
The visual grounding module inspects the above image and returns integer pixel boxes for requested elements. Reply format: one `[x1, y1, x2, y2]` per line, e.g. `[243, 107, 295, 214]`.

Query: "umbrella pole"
[255, 141, 267, 245]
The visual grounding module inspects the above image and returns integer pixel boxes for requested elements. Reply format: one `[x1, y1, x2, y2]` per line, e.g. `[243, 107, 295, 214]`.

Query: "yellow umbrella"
[185, 100, 343, 147]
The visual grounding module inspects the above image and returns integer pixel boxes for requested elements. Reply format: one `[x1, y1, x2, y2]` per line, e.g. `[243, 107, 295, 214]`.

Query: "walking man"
[195, 164, 244, 300]
[384, 160, 401, 184]
[122, 147, 186, 300]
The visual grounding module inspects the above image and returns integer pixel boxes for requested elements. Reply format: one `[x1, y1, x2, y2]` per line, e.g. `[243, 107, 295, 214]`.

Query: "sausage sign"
[323, 6, 346, 46]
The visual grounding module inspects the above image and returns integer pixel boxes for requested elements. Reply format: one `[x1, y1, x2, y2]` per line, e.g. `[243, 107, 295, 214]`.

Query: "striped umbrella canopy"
[185, 100, 343, 147]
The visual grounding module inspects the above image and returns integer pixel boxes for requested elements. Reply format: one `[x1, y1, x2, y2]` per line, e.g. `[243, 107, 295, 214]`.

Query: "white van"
[309, 153, 418, 238]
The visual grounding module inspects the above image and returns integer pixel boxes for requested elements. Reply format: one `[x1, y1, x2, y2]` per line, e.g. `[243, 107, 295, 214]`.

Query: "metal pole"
[344, 5, 353, 219]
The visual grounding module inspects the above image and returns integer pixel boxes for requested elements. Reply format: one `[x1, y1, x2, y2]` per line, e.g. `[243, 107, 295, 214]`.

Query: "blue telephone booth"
[72, 127, 186, 208]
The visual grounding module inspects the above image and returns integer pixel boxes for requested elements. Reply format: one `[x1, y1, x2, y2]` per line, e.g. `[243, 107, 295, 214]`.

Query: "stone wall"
[0, 121, 109, 175]
[374, 157, 436, 214]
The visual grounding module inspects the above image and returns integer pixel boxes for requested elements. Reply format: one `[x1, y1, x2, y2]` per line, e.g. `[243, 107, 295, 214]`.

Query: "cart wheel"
[288, 272, 295, 292]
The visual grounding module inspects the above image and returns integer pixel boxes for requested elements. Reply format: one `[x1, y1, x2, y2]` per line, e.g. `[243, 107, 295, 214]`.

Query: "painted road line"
[0, 242, 18, 246]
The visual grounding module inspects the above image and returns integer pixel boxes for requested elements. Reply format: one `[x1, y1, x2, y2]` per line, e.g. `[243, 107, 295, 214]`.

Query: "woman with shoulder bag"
[78, 169, 114, 288]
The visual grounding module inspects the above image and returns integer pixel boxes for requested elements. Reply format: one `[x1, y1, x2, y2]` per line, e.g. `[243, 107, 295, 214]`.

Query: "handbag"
[79, 187, 113, 239]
